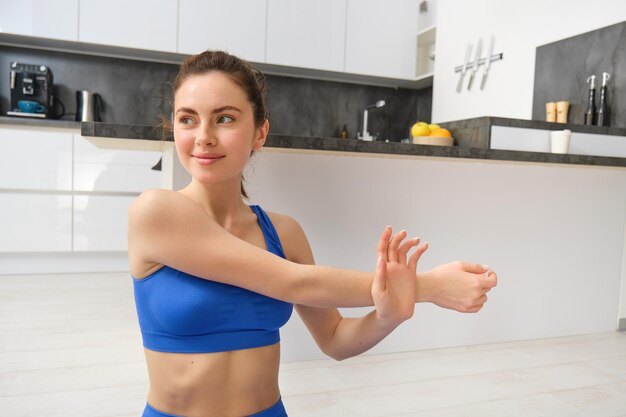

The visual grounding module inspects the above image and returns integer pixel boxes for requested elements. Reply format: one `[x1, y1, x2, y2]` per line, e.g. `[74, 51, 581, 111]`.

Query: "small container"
[584, 75, 596, 126]
[556, 100, 569, 124]
[340, 124, 348, 139]
[546, 102, 556, 122]
[550, 129, 571, 154]
[597, 72, 611, 127]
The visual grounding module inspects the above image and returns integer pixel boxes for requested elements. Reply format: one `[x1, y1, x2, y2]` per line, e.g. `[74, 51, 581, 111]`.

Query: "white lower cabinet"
[0, 193, 72, 252]
[0, 127, 73, 191]
[73, 195, 136, 251]
[74, 136, 162, 192]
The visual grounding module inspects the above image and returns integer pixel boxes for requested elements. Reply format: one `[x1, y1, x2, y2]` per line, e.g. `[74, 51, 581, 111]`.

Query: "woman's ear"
[252, 119, 269, 151]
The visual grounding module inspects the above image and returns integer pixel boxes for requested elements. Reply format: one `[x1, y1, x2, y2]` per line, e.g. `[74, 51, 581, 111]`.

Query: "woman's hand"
[418, 261, 497, 313]
[372, 226, 429, 325]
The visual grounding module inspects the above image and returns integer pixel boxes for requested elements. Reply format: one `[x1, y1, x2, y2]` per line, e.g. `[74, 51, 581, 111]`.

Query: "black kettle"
[75, 90, 104, 122]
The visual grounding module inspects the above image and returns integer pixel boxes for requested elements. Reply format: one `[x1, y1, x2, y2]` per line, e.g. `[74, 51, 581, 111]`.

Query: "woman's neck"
[180, 180, 250, 228]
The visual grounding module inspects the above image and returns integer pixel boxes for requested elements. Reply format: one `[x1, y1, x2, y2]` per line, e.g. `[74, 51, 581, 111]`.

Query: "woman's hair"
[167, 50, 269, 199]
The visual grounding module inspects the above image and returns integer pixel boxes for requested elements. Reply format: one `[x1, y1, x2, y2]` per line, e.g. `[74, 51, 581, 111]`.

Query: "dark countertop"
[440, 116, 626, 149]
[0, 115, 81, 129]
[2, 116, 625, 168]
[79, 120, 626, 168]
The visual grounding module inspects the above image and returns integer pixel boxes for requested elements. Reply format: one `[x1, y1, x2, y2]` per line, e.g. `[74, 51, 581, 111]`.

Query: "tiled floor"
[1, 272, 625, 417]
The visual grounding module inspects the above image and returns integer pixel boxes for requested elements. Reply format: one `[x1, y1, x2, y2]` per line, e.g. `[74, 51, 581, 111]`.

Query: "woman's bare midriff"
[144, 343, 282, 417]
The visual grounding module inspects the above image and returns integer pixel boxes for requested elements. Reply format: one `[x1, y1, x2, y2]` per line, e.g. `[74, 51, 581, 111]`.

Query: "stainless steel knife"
[481, 36, 494, 90]
[467, 38, 483, 90]
[456, 43, 473, 93]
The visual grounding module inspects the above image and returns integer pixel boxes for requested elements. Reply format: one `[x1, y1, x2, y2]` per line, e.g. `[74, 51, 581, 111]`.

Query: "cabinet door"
[178, 0, 266, 62]
[73, 195, 135, 251]
[79, 0, 177, 52]
[0, 127, 73, 191]
[74, 136, 162, 193]
[0, 0, 79, 41]
[266, 0, 346, 72]
[345, 0, 419, 79]
[0, 193, 72, 252]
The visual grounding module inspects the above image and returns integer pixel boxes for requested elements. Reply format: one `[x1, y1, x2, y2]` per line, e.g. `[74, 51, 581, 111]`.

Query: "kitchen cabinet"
[178, 0, 266, 62]
[0, 124, 163, 254]
[345, 0, 419, 79]
[73, 136, 161, 193]
[0, 127, 72, 191]
[79, 0, 177, 53]
[0, 0, 79, 41]
[73, 195, 135, 251]
[416, 26, 436, 78]
[0, 193, 72, 252]
[266, 0, 346, 72]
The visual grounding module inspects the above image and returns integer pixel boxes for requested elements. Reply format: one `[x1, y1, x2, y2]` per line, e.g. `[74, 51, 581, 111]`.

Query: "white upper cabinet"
[266, 0, 346, 72]
[178, 0, 267, 63]
[345, 0, 419, 79]
[79, 0, 177, 52]
[0, 0, 79, 41]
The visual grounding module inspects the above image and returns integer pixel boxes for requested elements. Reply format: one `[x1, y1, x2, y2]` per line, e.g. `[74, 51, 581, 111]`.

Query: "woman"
[128, 50, 497, 417]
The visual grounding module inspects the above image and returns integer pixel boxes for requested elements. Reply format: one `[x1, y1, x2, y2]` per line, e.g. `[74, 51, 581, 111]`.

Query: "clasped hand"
[372, 226, 498, 323]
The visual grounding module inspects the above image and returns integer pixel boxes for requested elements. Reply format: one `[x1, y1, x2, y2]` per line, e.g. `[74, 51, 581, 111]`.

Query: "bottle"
[597, 72, 611, 127]
[584, 75, 596, 126]
[340, 124, 348, 139]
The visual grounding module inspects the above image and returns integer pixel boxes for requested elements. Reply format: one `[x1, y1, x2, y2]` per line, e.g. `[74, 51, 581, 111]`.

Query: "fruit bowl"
[412, 136, 454, 146]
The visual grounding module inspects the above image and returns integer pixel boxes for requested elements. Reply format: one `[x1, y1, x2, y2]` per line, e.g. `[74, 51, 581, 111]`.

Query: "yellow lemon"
[428, 124, 440, 132]
[411, 122, 430, 137]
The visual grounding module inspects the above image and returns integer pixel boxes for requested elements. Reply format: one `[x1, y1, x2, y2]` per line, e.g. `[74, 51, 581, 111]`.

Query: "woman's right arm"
[128, 189, 376, 308]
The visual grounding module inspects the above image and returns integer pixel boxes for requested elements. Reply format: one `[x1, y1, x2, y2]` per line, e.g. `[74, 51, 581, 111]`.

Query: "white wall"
[243, 149, 626, 362]
[432, 0, 626, 123]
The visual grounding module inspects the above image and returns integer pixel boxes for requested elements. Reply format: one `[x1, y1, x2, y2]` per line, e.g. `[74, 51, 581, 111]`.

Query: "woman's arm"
[293, 226, 429, 361]
[283, 216, 497, 361]
[128, 189, 376, 308]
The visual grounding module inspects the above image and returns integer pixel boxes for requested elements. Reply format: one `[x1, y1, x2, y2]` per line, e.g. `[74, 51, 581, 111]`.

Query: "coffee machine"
[8, 61, 55, 119]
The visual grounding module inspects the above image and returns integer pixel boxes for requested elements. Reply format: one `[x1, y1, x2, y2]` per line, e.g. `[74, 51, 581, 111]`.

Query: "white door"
[266, 0, 347, 72]
[178, 0, 267, 62]
[79, 0, 178, 52]
[345, 0, 419, 79]
[0, 0, 79, 41]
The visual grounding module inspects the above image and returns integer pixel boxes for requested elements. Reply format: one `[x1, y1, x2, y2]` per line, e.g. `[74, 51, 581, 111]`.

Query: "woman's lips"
[192, 154, 224, 165]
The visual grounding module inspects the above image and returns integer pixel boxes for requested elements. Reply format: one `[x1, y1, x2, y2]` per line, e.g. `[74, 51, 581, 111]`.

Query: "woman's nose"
[195, 124, 217, 146]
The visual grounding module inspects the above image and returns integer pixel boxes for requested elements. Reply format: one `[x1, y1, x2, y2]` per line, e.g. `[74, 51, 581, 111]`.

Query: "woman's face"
[173, 71, 268, 186]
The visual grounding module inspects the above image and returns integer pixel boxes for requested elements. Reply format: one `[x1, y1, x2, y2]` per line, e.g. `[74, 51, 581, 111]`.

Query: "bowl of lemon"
[410, 122, 453, 146]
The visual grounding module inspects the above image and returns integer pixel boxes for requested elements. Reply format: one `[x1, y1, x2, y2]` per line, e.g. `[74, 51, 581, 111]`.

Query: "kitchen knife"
[481, 36, 494, 90]
[467, 38, 483, 90]
[456, 43, 473, 93]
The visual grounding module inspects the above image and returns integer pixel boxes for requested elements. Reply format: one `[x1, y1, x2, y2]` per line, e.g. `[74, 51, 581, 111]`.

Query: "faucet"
[358, 100, 386, 141]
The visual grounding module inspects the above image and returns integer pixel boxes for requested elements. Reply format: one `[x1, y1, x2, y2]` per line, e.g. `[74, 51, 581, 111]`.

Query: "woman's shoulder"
[263, 209, 314, 264]
[131, 189, 197, 216]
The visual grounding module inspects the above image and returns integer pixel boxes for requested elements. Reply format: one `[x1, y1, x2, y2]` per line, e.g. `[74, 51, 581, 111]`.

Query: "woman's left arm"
[279, 215, 426, 361]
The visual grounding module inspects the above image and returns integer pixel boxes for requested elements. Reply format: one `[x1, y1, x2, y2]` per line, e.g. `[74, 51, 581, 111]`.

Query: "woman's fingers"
[408, 241, 429, 271]
[372, 255, 387, 295]
[398, 237, 420, 264]
[388, 230, 407, 263]
[376, 226, 393, 262]
[460, 261, 490, 274]
[482, 270, 497, 289]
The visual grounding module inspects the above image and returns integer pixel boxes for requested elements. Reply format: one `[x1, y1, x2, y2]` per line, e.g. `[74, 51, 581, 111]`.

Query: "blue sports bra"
[132, 205, 293, 353]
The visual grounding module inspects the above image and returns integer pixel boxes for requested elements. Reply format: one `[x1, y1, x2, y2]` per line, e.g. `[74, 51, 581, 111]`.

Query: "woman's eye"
[179, 116, 194, 125]
[217, 115, 234, 124]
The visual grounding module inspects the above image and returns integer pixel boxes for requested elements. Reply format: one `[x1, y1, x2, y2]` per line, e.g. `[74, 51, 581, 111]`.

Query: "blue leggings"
[141, 397, 288, 417]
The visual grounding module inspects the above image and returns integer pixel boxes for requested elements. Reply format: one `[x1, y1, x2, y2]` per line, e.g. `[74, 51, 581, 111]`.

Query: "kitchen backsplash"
[532, 21, 625, 128]
[0, 46, 431, 141]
